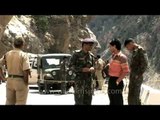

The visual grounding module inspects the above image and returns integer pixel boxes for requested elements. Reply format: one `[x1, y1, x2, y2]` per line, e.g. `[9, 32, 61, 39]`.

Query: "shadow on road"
[29, 89, 74, 95]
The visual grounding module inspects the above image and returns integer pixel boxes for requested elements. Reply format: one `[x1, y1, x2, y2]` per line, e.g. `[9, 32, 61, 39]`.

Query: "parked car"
[36, 53, 75, 94]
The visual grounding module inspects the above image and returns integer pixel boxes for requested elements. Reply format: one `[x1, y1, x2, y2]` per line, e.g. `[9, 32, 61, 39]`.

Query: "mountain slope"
[0, 15, 98, 57]
[88, 15, 160, 89]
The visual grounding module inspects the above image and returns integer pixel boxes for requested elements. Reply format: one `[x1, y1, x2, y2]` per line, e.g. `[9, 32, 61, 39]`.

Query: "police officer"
[95, 55, 105, 90]
[124, 38, 148, 105]
[69, 38, 96, 105]
[0, 36, 31, 105]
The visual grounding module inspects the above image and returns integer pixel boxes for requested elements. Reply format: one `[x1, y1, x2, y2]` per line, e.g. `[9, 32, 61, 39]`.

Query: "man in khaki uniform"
[0, 36, 31, 105]
[95, 55, 105, 90]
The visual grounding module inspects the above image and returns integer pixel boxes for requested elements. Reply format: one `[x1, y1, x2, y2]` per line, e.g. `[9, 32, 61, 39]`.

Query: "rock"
[0, 15, 99, 58]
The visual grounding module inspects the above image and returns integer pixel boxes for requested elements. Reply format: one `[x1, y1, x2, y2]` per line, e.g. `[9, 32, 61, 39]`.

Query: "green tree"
[32, 15, 49, 33]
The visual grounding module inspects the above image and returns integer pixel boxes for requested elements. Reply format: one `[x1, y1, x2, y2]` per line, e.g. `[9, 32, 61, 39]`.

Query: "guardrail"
[140, 84, 160, 105]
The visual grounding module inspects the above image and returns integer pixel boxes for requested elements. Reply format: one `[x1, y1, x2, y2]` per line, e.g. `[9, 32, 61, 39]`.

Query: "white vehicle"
[29, 55, 38, 85]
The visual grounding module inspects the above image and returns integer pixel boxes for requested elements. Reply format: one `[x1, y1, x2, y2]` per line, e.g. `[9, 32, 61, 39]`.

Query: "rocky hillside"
[88, 15, 160, 89]
[0, 15, 99, 57]
[0, 15, 13, 56]
[1, 15, 159, 89]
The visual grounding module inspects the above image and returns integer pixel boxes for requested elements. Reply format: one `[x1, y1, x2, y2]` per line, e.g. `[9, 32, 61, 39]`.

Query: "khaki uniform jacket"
[0, 48, 30, 76]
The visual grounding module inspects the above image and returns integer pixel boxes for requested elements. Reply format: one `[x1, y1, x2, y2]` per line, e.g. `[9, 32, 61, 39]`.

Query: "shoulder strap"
[88, 52, 95, 67]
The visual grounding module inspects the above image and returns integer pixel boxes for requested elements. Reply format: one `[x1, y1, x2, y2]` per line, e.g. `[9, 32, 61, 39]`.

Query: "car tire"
[61, 82, 67, 94]
[39, 86, 43, 94]
[45, 90, 50, 94]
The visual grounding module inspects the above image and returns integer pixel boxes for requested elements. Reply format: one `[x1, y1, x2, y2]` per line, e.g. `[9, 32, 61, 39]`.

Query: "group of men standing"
[69, 37, 148, 105]
[0, 36, 148, 105]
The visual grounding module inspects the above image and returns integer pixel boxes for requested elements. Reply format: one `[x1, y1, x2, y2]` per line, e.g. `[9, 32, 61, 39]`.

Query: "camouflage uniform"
[60, 57, 68, 94]
[128, 45, 148, 105]
[69, 50, 95, 105]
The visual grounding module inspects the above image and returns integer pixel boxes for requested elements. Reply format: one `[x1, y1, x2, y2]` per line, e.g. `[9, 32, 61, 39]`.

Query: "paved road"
[1, 81, 160, 105]
[0, 82, 129, 105]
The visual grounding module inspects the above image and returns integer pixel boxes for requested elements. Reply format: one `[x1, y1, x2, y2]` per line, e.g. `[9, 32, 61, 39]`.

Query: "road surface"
[0, 83, 128, 105]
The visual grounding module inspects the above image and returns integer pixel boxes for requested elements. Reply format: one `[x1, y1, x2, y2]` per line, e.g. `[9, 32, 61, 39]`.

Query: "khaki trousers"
[6, 78, 29, 105]
[95, 70, 104, 90]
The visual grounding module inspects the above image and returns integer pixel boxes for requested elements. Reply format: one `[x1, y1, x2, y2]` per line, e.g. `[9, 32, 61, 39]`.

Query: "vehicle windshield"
[42, 56, 70, 69]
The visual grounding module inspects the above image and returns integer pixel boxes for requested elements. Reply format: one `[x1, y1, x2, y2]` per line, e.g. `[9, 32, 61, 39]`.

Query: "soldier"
[0, 65, 6, 84]
[0, 36, 31, 105]
[60, 56, 68, 94]
[69, 38, 96, 105]
[124, 38, 148, 105]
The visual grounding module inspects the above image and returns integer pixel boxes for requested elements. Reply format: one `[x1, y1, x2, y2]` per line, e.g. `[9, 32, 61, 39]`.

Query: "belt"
[8, 74, 24, 78]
